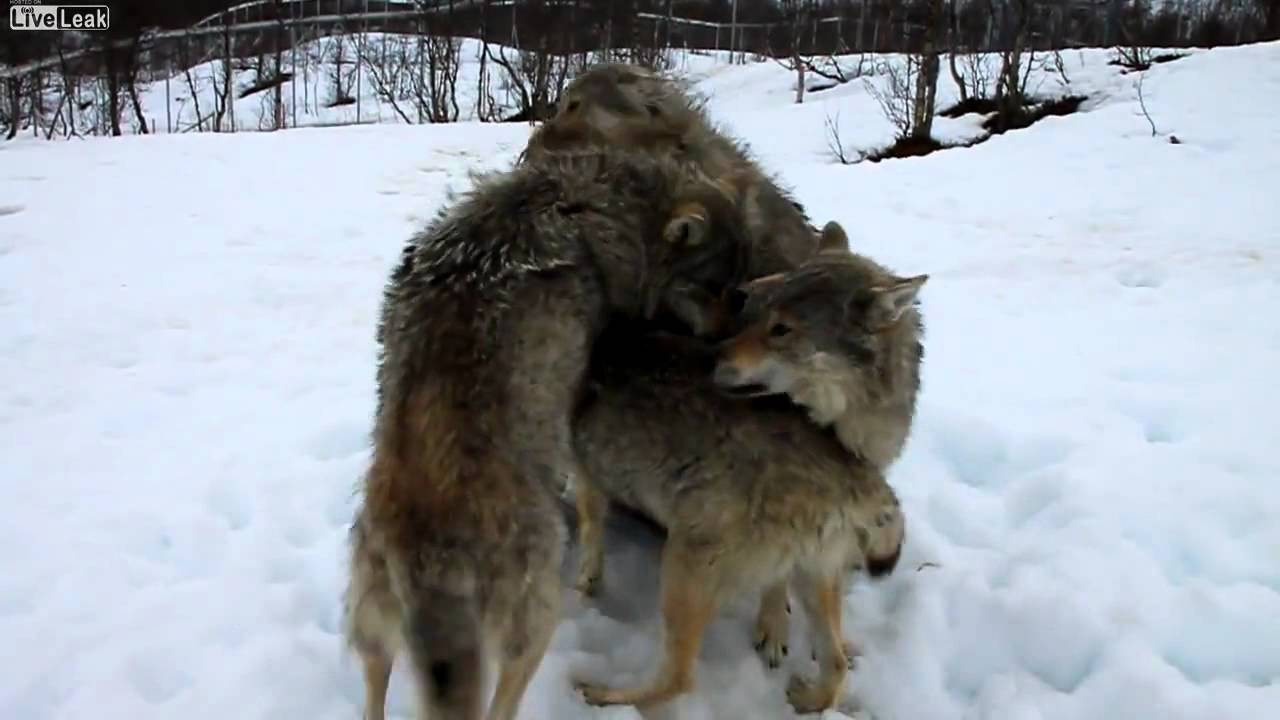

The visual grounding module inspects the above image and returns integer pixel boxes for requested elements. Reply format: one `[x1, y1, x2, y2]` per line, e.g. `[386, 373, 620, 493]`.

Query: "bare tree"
[947, 0, 995, 104]
[781, 0, 812, 103]
[864, 56, 919, 138]
[4, 76, 24, 140]
[910, 0, 946, 141]
[865, 0, 944, 145]
[215, 20, 236, 131]
[272, 0, 286, 130]
[986, 0, 1038, 129]
[1113, 1, 1156, 71]
[486, 11, 575, 124]
[360, 35, 416, 124]
[474, 0, 502, 122]
[424, 17, 462, 122]
[122, 33, 149, 134]
[328, 36, 356, 106]
[806, 52, 869, 85]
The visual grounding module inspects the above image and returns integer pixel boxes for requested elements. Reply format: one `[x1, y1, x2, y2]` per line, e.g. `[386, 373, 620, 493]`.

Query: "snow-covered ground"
[3, 40, 1280, 720]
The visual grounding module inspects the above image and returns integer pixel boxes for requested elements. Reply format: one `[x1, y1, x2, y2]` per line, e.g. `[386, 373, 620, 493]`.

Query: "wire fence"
[1, 0, 1272, 139]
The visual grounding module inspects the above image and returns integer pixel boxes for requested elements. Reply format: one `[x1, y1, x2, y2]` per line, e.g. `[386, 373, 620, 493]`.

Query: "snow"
[3, 39, 1280, 720]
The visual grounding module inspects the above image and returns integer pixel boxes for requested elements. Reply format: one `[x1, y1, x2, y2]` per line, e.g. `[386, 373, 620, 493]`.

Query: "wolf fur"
[715, 221, 928, 472]
[569, 225, 922, 714]
[521, 62, 820, 279]
[344, 148, 760, 720]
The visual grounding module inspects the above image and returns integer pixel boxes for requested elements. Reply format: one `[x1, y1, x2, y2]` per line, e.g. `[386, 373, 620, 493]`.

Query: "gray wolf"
[570, 223, 926, 713]
[344, 148, 763, 720]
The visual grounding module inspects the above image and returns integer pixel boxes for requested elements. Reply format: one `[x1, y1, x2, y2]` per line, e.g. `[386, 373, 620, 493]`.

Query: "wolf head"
[643, 189, 753, 337]
[554, 63, 701, 134]
[713, 222, 928, 429]
[522, 63, 704, 163]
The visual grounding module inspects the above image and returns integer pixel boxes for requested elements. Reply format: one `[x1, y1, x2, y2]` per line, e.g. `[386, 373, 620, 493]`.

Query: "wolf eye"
[769, 322, 792, 339]
[566, 100, 581, 112]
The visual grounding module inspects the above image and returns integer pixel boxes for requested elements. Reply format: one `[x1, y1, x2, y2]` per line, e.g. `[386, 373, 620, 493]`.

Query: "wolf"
[343, 148, 762, 720]
[521, 62, 820, 280]
[570, 223, 927, 713]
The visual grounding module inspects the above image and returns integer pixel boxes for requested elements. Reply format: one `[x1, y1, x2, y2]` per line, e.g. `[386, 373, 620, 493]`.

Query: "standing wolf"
[522, 62, 820, 280]
[571, 224, 927, 713]
[343, 149, 759, 720]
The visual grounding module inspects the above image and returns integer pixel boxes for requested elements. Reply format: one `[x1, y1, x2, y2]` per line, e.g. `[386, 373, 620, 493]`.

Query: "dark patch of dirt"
[862, 135, 953, 162]
[1110, 52, 1188, 72]
[983, 95, 1087, 134]
[939, 96, 1000, 118]
[858, 93, 1087, 163]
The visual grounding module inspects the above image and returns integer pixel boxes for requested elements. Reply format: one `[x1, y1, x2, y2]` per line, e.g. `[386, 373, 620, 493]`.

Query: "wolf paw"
[812, 639, 860, 667]
[576, 680, 632, 707]
[574, 568, 602, 598]
[786, 675, 839, 715]
[576, 681, 610, 706]
[753, 616, 789, 669]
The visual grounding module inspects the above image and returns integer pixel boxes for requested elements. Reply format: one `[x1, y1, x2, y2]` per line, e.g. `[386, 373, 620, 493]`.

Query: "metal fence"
[1, 0, 1270, 139]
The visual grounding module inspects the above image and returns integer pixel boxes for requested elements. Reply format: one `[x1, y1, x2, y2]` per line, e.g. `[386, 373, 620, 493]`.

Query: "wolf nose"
[712, 363, 740, 387]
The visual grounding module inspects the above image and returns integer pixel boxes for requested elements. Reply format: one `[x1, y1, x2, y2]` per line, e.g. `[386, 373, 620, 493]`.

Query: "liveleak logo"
[9, 2, 110, 31]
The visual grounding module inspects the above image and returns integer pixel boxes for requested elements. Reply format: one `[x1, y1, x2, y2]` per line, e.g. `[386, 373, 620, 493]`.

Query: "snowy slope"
[3, 41, 1280, 720]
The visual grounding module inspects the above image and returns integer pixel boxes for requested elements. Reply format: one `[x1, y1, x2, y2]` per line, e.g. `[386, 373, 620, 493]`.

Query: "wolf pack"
[342, 63, 929, 720]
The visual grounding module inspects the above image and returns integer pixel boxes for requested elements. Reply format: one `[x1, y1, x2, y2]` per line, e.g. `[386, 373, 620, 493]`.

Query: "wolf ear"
[664, 214, 707, 247]
[816, 221, 850, 254]
[867, 274, 928, 326]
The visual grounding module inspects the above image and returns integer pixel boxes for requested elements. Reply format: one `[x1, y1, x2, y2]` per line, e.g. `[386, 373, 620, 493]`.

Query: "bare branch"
[1135, 71, 1158, 137]
[824, 110, 856, 165]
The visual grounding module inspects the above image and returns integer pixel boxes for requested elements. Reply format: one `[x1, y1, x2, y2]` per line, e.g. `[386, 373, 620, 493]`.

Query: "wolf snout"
[712, 362, 741, 387]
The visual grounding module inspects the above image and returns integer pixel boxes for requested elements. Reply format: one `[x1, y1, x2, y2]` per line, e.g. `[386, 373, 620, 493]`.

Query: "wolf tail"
[402, 585, 485, 720]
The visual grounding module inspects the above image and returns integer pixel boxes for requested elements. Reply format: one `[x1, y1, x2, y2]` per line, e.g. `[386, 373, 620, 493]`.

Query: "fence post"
[291, 2, 298, 128]
[730, 0, 738, 64]
[165, 60, 172, 133]
[858, 0, 867, 52]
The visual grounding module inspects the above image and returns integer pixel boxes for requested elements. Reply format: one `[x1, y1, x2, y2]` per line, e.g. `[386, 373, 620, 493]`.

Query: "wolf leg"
[487, 579, 559, 720]
[573, 473, 608, 597]
[754, 580, 790, 669]
[786, 570, 850, 714]
[577, 541, 717, 707]
[358, 648, 392, 720]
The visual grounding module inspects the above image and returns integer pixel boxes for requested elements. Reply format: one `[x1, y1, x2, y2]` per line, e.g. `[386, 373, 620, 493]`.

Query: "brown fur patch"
[671, 201, 708, 224]
[719, 323, 770, 369]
